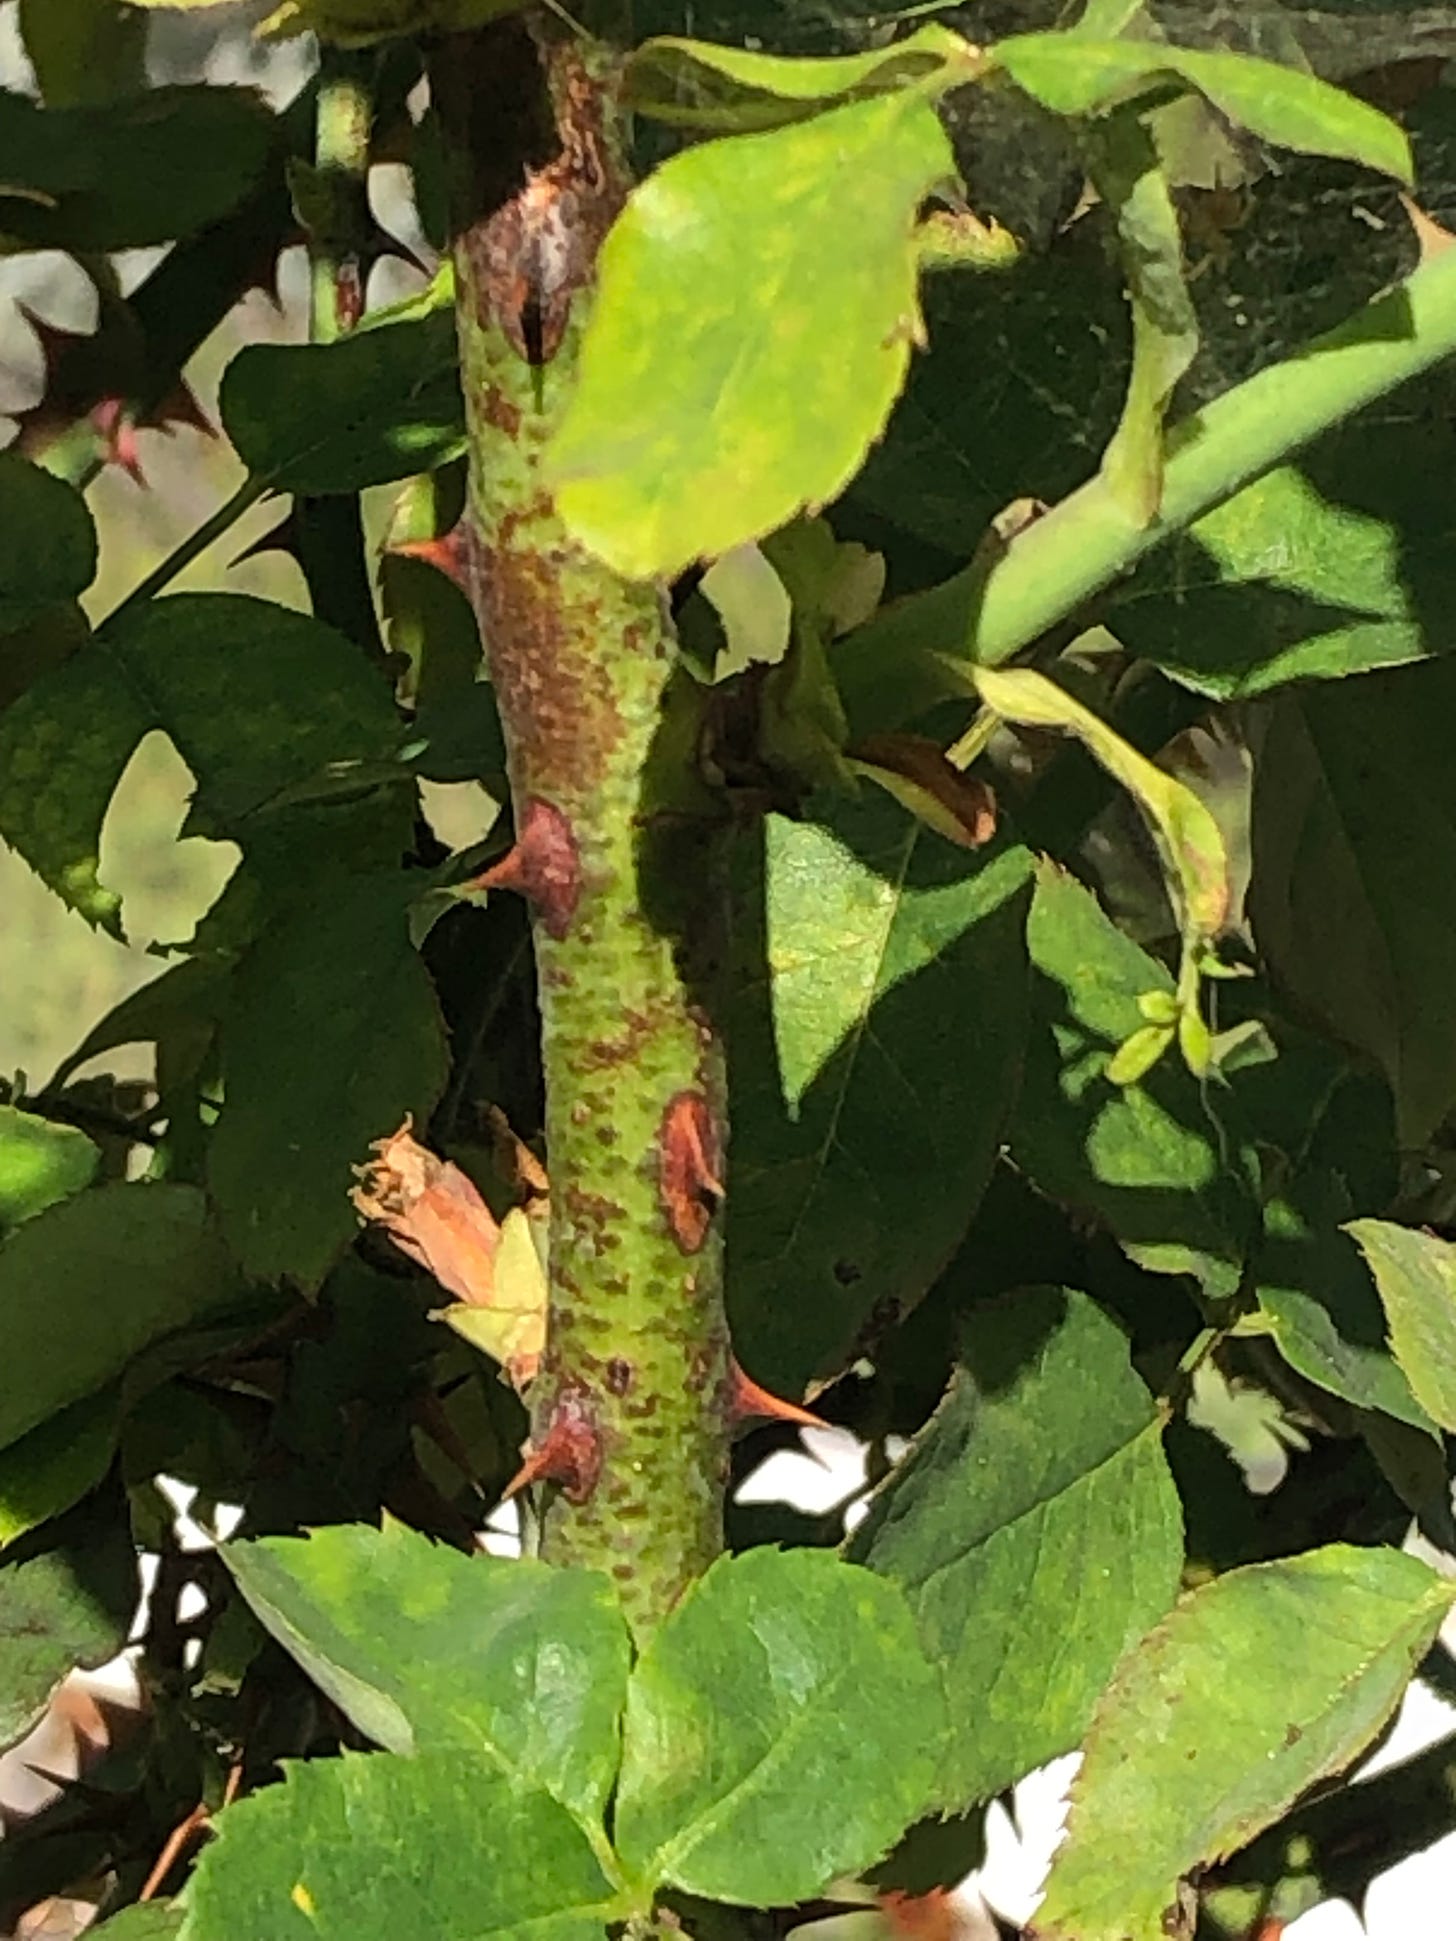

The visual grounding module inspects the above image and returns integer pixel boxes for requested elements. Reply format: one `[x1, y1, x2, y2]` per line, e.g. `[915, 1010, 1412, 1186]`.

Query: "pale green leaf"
[182, 1751, 616, 1941]
[1035, 1546, 1455, 1941]
[849, 1287, 1182, 1810]
[992, 34, 1411, 183]
[615, 1549, 941, 1904]
[626, 25, 977, 130]
[94, 1906, 183, 1939]
[1347, 1220, 1456, 1434]
[225, 1523, 629, 1825]
[0, 1104, 99, 1228]
[550, 93, 954, 581]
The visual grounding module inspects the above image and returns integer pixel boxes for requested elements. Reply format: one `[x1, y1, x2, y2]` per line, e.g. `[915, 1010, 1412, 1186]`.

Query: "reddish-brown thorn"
[658, 1090, 724, 1256]
[728, 1360, 827, 1431]
[502, 1385, 601, 1504]
[469, 797, 580, 941]
[91, 398, 145, 484]
[386, 523, 474, 594]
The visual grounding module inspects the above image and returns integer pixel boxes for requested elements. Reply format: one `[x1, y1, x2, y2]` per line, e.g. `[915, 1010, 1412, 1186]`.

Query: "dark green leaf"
[1248, 662, 1456, 1147]
[225, 1523, 629, 1825]
[615, 1548, 941, 1904]
[550, 93, 955, 579]
[0, 593, 401, 931]
[1347, 1219, 1456, 1433]
[991, 34, 1412, 183]
[0, 452, 97, 629]
[220, 309, 465, 495]
[0, 1183, 242, 1450]
[0, 85, 276, 251]
[1010, 865, 1254, 1297]
[208, 873, 449, 1286]
[1, 1509, 136, 1749]
[18, 0, 148, 107]
[0, 1104, 99, 1228]
[850, 1287, 1182, 1810]
[1035, 1546, 1454, 1941]
[0, 1393, 118, 1549]
[728, 799, 1032, 1393]
[184, 1751, 616, 1941]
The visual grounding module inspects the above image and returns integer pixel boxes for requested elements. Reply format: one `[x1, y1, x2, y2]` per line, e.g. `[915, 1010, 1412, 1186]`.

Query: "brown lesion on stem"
[658, 1089, 725, 1255]
[504, 1380, 603, 1504]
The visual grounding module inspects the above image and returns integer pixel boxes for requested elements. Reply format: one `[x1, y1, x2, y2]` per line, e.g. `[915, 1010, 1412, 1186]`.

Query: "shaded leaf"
[550, 93, 955, 580]
[183, 1751, 616, 1941]
[1, 1508, 137, 1750]
[991, 33, 1412, 183]
[0, 593, 400, 931]
[0, 452, 97, 630]
[850, 1287, 1182, 1810]
[208, 874, 449, 1287]
[225, 1522, 629, 1825]
[0, 1183, 242, 1451]
[1248, 662, 1456, 1147]
[1010, 867, 1255, 1297]
[1347, 1219, 1456, 1433]
[0, 1105, 99, 1229]
[0, 1393, 119, 1551]
[1034, 1546, 1454, 1941]
[728, 798, 1032, 1393]
[18, 0, 148, 107]
[0, 85, 276, 252]
[220, 310, 465, 495]
[626, 25, 975, 130]
[615, 1548, 941, 1904]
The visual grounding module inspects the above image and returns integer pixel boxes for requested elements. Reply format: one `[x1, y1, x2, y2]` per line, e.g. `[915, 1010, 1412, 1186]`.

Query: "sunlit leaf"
[1347, 1219, 1456, 1433]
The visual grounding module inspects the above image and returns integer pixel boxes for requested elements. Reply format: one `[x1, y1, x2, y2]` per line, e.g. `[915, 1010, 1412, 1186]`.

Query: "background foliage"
[5, 3, 1456, 1940]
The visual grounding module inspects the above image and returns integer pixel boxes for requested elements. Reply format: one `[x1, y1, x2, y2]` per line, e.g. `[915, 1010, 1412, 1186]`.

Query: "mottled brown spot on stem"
[507, 1382, 601, 1503]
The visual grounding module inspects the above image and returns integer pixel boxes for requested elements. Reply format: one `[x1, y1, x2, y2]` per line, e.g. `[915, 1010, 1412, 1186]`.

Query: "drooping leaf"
[1010, 866, 1255, 1297]
[991, 34, 1412, 184]
[1249, 662, 1456, 1147]
[208, 873, 449, 1287]
[849, 1287, 1183, 1810]
[728, 798, 1032, 1393]
[615, 1548, 942, 1905]
[220, 310, 465, 496]
[1, 1507, 137, 1749]
[1087, 112, 1198, 524]
[1346, 1220, 1456, 1434]
[0, 452, 97, 631]
[225, 1523, 629, 1825]
[183, 1751, 616, 1941]
[549, 92, 955, 580]
[0, 1183, 242, 1451]
[0, 593, 401, 931]
[0, 85, 276, 252]
[0, 1393, 120, 1550]
[1034, 1546, 1455, 1941]
[625, 25, 976, 130]
[0, 1104, 99, 1228]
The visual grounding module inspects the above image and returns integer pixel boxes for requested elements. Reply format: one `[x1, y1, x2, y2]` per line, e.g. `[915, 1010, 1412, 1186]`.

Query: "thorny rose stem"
[431, 14, 736, 1630]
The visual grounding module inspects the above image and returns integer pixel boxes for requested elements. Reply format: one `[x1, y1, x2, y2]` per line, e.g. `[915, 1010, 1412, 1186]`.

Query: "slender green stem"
[106, 476, 268, 626]
[838, 241, 1456, 734]
[435, 16, 733, 1632]
[307, 51, 374, 344]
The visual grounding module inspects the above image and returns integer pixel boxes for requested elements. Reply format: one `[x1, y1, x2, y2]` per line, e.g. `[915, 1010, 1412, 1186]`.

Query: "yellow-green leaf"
[549, 93, 954, 581]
